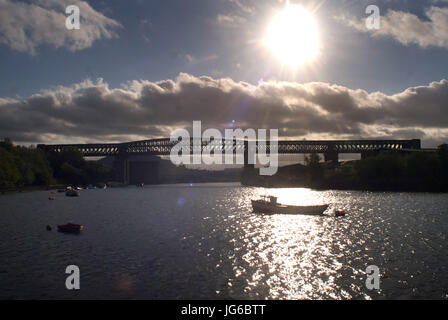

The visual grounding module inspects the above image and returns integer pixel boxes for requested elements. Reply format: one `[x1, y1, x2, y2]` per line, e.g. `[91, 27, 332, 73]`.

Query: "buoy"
[46, 225, 52, 231]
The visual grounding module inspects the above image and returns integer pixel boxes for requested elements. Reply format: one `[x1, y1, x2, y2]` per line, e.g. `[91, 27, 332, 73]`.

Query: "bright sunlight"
[265, 4, 319, 67]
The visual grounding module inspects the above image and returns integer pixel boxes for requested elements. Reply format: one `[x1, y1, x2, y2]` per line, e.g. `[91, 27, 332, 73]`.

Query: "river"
[0, 183, 447, 299]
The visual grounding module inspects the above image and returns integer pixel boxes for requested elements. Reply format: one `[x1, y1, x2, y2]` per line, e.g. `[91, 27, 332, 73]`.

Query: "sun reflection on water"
[260, 187, 330, 207]
[225, 187, 362, 299]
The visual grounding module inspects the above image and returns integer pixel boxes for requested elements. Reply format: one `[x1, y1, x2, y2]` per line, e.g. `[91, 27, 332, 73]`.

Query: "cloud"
[182, 54, 218, 64]
[215, 0, 256, 27]
[0, 0, 121, 55]
[216, 14, 247, 27]
[229, 0, 254, 14]
[0, 74, 447, 147]
[337, 6, 448, 49]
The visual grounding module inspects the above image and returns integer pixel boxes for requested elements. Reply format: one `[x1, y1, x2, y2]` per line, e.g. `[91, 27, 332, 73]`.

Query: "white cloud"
[216, 14, 247, 27]
[215, 0, 257, 27]
[182, 53, 218, 64]
[1, 74, 447, 146]
[337, 6, 448, 49]
[0, 0, 122, 55]
[229, 0, 254, 15]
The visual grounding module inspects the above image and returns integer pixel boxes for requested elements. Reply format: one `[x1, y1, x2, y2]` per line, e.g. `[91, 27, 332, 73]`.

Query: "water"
[0, 183, 447, 299]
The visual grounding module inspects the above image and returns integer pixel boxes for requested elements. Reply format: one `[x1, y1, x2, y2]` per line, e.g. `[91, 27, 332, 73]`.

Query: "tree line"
[311, 144, 448, 192]
[0, 138, 113, 189]
[242, 144, 448, 192]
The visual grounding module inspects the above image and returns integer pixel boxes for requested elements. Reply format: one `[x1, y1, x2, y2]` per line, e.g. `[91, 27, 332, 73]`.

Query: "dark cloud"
[0, 74, 447, 147]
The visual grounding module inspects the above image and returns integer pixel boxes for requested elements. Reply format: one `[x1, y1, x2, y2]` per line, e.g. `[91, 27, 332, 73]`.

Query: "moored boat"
[65, 189, 80, 197]
[251, 196, 328, 215]
[334, 209, 346, 217]
[57, 223, 83, 233]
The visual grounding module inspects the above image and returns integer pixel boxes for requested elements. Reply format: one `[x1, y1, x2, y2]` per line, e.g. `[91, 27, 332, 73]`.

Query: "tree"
[0, 137, 14, 151]
[0, 147, 21, 187]
[304, 153, 321, 167]
[304, 153, 323, 186]
[437, 144, 448, 182]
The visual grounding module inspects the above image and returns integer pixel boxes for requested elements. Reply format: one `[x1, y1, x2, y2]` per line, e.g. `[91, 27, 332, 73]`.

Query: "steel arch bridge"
[37, 138, 421, 184]
[38, 138, 421, 158]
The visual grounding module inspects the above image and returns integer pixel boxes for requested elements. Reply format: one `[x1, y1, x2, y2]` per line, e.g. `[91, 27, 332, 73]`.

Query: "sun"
[265, 4, 319, 67]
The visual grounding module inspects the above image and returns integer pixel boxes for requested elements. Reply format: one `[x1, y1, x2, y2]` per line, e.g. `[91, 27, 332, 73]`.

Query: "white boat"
[251, 196, 328, 215]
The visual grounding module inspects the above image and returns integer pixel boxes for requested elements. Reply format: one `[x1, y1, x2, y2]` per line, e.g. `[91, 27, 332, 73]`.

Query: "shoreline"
[2, 181, 447, 195]
[0, 185, 66, 195]
[242, 181, 448, 193]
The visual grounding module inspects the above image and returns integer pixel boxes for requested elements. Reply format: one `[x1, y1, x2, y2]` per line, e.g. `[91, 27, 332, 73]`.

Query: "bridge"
[38, 138, 421, 184]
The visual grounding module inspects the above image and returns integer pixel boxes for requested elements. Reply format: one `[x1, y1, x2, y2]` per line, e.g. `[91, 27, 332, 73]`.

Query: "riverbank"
[0, 185, 67, 195]
[242, 147, 448, 193]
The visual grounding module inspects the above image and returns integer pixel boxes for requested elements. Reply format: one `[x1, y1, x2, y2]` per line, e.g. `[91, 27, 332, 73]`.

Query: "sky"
[0, 0, 447, 147]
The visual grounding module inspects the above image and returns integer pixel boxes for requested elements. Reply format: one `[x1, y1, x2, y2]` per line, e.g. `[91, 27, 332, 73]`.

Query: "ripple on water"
[0, 185, 447, 299]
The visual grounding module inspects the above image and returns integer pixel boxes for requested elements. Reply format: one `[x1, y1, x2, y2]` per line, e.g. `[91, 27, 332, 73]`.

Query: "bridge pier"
[113, 154, 130, 185]
[243, 140, 255, 170]
[324, 144, 338, 163]
[113, 156, 161, 185]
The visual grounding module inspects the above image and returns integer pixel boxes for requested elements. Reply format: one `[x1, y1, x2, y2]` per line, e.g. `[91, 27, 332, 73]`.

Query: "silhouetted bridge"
[38, 138, 421, 184]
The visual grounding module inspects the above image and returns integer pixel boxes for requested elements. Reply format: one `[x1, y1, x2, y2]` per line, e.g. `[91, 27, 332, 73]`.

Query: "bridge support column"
[324, 144, 338, 163]
[113, 154, 130, 185]
[243, 140, 255, 170]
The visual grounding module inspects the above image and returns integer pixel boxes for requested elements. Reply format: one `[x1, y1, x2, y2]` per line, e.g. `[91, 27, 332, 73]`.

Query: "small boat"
[251, 196, 328, 215]
[65, 189, 80, 197]
[334, 209, 346, 217]
[57, 223, 83, 233]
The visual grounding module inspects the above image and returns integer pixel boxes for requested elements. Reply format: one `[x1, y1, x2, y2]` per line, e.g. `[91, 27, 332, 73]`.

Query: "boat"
[251, 196, 328, 215]
[334, 209, 346, 217]
[57, 223, 83, 233]
[65, 189, 80, 197]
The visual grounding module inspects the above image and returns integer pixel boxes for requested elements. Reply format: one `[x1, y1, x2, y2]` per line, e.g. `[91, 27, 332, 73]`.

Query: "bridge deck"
[37, 139, 422, 157]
